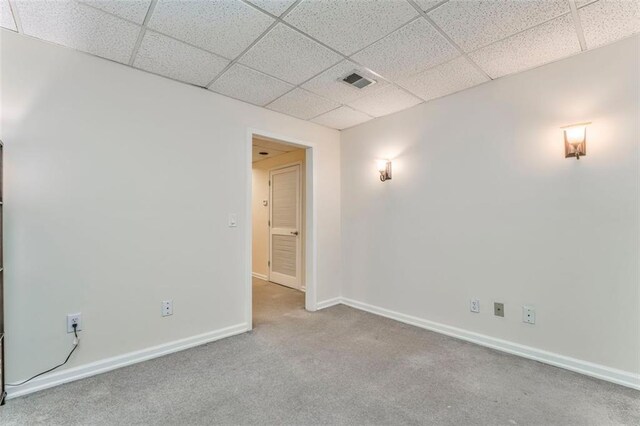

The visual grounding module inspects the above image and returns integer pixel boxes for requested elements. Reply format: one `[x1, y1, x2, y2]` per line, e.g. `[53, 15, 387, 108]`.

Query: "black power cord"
[6, 323, 80, 387]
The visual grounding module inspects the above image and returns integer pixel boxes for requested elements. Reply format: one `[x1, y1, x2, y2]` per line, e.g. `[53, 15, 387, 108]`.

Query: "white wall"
[0, 30, 341, 385]
[340, 36, 639, 376]
[252, 149, 305, 279]
[1, 27, 637, 393]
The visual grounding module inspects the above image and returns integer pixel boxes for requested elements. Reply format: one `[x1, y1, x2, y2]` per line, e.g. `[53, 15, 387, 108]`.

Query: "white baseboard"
[6, 323, 249, 400]
[316, 297, 342, 310]
[340, 297, 640, 391]
[7, 300, 638, 400]
[251, 272, 268, 281]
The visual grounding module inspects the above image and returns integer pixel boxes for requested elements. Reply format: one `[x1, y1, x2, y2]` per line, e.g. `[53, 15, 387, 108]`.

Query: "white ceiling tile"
[347, 85, 422, 118]
[210, 63, 294, 106]
[284, 0, 418, 55]
[239, 24, 342, 85]
[428, 0, 569, 52]
[351, 19, 458, 80]
[414, 0, 444, 12]
[147, 0, 274, 59]
[0, 0, 16, 31]
[266, 88, 340, 120]
[398, 56, 488, 102]
[15, 0, 140, 63]
[301, 60, 388, 104]
[134, 31, 229, 86]
[579, 0, 640, 49]
[79, 0, 151, 24]
[245, 0, 297, 16]
[469, 14, 580, 79]
[312, 106, 372, 130]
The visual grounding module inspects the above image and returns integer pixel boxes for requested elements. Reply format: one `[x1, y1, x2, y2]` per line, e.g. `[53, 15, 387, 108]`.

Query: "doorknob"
[291, 231, 299, 236]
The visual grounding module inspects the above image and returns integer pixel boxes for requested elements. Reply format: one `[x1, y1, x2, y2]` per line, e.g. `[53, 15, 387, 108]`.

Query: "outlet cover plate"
[162, 300, 173, 317]
[523, 305, 535, 324]
[67, 313, 82, 333]
[470, 299, 480, 313]
[494, 302, 504, 317]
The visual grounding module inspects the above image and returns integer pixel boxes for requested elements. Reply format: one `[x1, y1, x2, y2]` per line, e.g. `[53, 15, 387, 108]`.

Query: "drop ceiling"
[1, 0, 638, 130]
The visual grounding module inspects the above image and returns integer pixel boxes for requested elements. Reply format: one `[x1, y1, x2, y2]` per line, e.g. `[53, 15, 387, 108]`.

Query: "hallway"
[252, 277, 305, 327]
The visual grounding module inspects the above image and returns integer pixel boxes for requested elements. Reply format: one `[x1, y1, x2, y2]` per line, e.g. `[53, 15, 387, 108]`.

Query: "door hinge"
[268, 220, 271, 227]
[269, 180, 271, 186]
[268, 260, 271, 267]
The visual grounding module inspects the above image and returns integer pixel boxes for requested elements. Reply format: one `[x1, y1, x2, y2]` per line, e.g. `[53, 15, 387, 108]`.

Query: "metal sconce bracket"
[564, 140, 586, 159]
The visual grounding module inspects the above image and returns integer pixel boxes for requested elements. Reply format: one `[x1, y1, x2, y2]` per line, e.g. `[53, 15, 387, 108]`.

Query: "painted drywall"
[340, 35, 639, 375]
[252, 149, 306, 280]
[0, 30, 341, 385]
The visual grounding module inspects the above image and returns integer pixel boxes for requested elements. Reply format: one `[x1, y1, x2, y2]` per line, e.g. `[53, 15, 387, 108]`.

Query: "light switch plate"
[228, 213, 238, 227]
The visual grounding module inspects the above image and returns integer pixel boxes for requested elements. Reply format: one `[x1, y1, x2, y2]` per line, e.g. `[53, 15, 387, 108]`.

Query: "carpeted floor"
[1, 278, 638, 425]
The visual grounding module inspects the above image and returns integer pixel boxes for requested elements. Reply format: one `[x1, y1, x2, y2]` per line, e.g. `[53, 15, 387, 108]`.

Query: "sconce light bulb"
[564, 126, 586, 145]
[562, 122, 591, 160]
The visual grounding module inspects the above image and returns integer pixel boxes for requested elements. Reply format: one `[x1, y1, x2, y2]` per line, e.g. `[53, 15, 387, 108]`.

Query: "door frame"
[268, 162, 303, 290]
[245, 129, 318, 330]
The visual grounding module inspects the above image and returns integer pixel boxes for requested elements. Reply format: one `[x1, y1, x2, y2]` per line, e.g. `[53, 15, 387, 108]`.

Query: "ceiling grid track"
[4, 0, 635, 129]
[568, 0, 588, 51]
[306, 98, 376, 122]
[577, 0, 599, 8]
[203, 20, 280, 89]
[275, 18, 428, 105]
[424, 1, 449, 14]
[345, 15, 424, 61]
[232, 0, 425, 115]
[79, 0, 240, 67]
[205, 0, 305, 89]
[234, 0, 433, 117]
[405, 0, 493, 81]
[7, 0, 23, 33]
[60, 0, 311, 103]
[260, 14, 427, 115]
[460, 8, 579, 60]
[128, 0, 158, 66]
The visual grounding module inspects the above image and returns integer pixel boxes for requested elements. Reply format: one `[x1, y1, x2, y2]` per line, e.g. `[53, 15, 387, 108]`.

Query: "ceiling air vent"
[341, 71, 376, 89]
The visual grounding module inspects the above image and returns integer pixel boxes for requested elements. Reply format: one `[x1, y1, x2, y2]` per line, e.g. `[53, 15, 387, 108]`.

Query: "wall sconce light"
[561, 122, 590, 160]
[377, 160, 392, 182]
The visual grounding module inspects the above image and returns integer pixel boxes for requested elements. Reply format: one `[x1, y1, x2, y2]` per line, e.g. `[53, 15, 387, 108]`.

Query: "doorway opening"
[247, 132, 315, 328]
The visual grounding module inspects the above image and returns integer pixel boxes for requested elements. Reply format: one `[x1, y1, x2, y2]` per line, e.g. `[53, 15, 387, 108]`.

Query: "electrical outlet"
[470, 299, 480, 313]
[67, 313, 82, 333]
[494, 302, 504, 317]
[523, 306, 535, 324]
[162, 300, 173, 317]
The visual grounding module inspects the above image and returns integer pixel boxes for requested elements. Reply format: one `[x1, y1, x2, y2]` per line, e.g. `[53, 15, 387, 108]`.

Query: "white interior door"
[269, 165, 301, 289]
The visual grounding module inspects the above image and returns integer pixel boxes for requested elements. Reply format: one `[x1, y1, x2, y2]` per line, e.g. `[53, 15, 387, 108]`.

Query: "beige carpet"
[1, 278, 637, 425]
